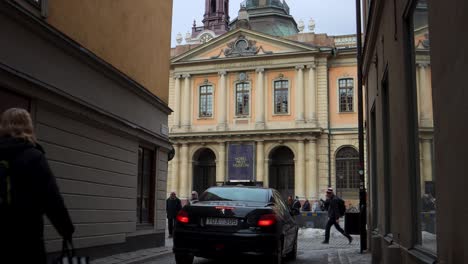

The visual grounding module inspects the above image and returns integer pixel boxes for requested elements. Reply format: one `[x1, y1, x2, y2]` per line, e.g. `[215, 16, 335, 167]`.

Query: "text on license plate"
[206, 217, 238, 226]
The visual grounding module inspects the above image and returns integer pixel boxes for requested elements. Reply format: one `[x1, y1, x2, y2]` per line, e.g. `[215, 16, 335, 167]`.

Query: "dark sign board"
[227, 143, 255, 182]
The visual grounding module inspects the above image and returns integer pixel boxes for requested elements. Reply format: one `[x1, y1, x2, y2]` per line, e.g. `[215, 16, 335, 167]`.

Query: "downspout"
[327, 60, 332, 188]
[356, 0, 368, 252]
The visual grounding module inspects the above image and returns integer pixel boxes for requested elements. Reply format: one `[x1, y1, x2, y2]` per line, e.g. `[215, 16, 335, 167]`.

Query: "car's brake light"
[176, 210, 189, 224]
[257, 214, 276, 227]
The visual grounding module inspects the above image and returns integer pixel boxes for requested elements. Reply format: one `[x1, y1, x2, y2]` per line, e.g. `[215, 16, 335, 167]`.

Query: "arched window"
[235, 82, 250, 116]
[210, 0, 216, 13]
[199, 85, 213, 117]
[339, 78, 354, 112]
[336, 147, 359, 191]
[274, 80, 289, 114]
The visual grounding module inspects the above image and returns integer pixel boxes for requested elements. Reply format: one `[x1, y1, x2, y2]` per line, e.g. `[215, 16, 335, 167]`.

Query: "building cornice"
[169, 127, 324, 141]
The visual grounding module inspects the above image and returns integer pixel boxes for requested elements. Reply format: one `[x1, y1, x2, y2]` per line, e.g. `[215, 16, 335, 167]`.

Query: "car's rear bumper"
[173, 229, 279, 258]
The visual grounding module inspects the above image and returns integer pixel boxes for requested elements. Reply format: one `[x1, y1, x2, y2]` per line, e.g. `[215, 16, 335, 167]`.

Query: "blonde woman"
[0, 108, 74, 264]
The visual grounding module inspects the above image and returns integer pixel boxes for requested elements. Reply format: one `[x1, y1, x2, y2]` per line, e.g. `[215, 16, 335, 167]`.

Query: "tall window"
[339, 78, 354, 112]
[274, 80, 289, 114]
[236, 82, 250, 116]
[336, 147, 360, 193]
[199, 85, 213, 117]
[411, 0, 436, 253]
[210, 0, 216, 13]
[137, 147, 155, 225]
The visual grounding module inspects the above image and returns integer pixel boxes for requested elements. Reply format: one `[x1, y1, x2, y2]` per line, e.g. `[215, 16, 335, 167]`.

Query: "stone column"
[296, 139, 306, 199]
[306, 64, 317, 124]
[256, 140, 265, 183]
[173, 75, 181, 128]
[170, 144, 180, 193]
[217, 71, 227, 130]
[181, 74, 192, 130]
[418, 64, 433, 127]
[306, 139, 318, 199]
[421, 138, 433, 186]
[217, 142, 226, 183]
[295, 66, 305, 124]
[255, 68, 265, 129]
[179, 143, 189, 199]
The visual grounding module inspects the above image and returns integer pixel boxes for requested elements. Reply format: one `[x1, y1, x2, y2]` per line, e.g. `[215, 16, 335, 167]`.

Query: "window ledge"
[235, 116, 250, 119]
[338, 111, 356, 114]
[272, 113, 291, 116]
[408, 247, 437, 264]
[197, 116, 214, 120]
[383, 233, 394, 244]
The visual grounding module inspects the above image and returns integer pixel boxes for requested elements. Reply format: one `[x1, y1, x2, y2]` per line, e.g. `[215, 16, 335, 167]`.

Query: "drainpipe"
[356, 0, 368, 252]
[327, 62, 332, 189]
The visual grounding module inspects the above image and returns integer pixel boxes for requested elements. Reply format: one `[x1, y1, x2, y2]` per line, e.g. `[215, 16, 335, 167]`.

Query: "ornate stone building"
[168, 0, 370, 205]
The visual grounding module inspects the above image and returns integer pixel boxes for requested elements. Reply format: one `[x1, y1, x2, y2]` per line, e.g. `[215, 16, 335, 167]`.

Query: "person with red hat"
[322, 188, 352, 244]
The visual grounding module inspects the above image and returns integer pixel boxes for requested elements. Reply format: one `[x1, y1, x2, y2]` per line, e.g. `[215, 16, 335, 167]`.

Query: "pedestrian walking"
[190, 190, 199, 204]
[0, 108, 75, 264]
[302, 199, 311, 211]
[287, 195, 301, 215]
[322, 188, 352, 244]
[166, 191, 182, 238]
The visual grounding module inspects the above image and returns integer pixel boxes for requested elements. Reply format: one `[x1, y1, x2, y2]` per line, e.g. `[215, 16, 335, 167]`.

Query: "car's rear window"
[199, 187, 269, 203]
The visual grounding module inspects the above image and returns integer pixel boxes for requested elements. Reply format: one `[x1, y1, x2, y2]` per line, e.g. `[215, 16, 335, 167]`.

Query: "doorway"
[268, 146, 295, 200]
[192, 148, 216, 195]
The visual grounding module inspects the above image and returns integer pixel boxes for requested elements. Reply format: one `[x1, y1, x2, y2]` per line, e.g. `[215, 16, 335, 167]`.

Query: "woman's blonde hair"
[0, 108, 36, 144]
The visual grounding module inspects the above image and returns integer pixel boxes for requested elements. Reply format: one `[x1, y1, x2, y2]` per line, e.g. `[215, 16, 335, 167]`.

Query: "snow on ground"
[299, 227, 344, 239]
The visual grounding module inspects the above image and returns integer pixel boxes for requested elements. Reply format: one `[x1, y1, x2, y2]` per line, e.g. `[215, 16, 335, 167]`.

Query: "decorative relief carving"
[225, 35, 258, 57]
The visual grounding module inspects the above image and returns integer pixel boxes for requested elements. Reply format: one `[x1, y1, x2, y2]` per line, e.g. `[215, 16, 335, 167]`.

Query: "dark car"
[173, 186, 299, 264]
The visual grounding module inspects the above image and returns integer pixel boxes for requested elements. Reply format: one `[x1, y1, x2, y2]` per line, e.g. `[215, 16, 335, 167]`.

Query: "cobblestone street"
[91, 227, 371, 264]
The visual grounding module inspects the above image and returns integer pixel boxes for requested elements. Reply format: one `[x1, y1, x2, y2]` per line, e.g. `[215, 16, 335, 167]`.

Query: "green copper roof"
[233, 0, 298, 37]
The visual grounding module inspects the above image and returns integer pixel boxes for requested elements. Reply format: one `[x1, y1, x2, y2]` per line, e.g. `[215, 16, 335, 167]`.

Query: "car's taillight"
[257, 214, 276, 227]
[176, 210, 189, 224]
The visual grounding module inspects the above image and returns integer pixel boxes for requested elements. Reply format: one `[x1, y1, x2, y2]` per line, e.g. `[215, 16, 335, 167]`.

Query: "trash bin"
[344, 212, 360, 235]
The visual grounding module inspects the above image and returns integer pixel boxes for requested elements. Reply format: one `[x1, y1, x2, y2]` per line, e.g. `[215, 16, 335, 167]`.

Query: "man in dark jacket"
[0, 108, 74, 264]
[166, 192, 182, 238]
[322, 188, 352, 244]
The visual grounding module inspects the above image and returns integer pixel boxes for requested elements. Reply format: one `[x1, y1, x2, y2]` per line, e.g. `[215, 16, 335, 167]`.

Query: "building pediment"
[171, 28, 319, 64]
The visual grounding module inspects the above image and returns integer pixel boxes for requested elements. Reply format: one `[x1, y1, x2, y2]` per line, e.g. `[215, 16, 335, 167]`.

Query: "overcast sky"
[171, 0, 357, 46]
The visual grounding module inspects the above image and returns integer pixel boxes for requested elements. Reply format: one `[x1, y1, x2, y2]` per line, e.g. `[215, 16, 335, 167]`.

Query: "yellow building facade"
[168, 27, 364, 204]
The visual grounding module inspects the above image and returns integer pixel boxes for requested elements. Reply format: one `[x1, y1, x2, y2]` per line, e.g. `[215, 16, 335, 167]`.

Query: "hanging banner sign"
[227, 143, 255, 182]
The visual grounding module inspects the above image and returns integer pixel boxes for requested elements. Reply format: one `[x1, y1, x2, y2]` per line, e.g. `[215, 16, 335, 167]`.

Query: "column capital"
[306, 63, 317, 69]
[256, 68, 265, 73]
[295, 65, 305, 70]
[174, 74, 182, 79]
[256, 140, 265, 143]
[218, 70, 227, 76]
[182, 74, 191, 79]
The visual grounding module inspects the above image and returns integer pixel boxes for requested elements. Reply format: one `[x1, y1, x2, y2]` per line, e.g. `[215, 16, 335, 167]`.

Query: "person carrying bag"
[55, 240, 89, 264]
[0, 108, 75, 264]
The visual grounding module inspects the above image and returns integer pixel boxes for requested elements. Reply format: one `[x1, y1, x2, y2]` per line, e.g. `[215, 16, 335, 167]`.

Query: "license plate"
[206, 217, 238, 226]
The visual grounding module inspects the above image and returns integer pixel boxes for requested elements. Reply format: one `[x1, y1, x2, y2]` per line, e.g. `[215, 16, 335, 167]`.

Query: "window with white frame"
[235, 82, 250, 116]
[199, 85, 213, 117]
[339, 78, 354, 112]
[274, 80, 289, 114]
